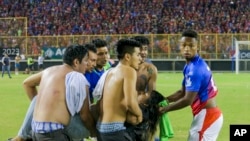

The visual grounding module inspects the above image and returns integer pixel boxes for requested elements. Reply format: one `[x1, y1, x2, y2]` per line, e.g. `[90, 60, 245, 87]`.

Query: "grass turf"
[0, 72, 249, 141]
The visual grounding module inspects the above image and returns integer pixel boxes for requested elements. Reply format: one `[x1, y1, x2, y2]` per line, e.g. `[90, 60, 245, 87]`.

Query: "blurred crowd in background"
[0, 0, 249, 36]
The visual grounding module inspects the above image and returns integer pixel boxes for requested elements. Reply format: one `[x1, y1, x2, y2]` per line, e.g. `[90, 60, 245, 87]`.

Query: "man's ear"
[124, 53, 131, 61]
[73, 58, 79, 67]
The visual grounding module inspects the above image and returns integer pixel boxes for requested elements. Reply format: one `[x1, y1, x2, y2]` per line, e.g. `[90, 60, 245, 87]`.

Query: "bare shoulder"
[114, 65, 137, 77]
[45, 65, 69, 73]
[145, 62, 158, 74]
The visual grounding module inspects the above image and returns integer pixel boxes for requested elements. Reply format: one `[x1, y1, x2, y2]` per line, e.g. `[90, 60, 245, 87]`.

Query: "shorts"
[32, 129, 72, 141]
[98, 130, 132, 141]
[38, 64, 43, 69]
[28, 64, 34, 70]
[31, 120, 71, 141]
[15, 63, 20, 69]
[188, 107, 223, 141]
[97, 122, 132, 141]
[31, 120, 65, 133]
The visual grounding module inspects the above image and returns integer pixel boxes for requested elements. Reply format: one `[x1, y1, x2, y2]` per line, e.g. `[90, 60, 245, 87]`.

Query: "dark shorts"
[99, 130, 133, 141]
[38, 64, 43, 69]
[28, 64, 33, 70]
[15, 63, 20, 69]
[32, 129, 72, 141]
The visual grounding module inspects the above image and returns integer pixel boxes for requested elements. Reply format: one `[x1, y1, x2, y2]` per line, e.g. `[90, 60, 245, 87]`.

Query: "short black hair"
[84, 43, 97, 53]
[116, 38, 141, 60]
[182, 29, 198, 39]
[132, 36, 150, 45]
[91, 38, 107, 48]
[63, 45, 88, 66]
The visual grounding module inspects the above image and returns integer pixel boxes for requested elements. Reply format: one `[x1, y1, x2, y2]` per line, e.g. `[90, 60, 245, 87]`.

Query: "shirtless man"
[9, 45, 93, 141]
[127, 36, 159, 141]
[9, 44, 98, 141]
[132, 36, 158, 103]
[96, 38, 143, 141]
[159, 29, 223, 141]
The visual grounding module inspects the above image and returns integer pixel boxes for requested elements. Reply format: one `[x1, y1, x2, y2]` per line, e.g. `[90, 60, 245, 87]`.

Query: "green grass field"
[0, 72, 249, 140]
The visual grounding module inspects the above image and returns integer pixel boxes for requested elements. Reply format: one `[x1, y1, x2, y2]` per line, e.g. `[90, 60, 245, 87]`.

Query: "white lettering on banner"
[43, 48, 66, 59]
[45, 48, 54, 58]
[55, 48, 63, 56]
[55, 48, 66, 56]
[240, 52, 250, 59]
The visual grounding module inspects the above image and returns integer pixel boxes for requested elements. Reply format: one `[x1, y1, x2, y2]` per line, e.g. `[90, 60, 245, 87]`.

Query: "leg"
[188, 108, 223, 141]
[201, 113, 223, 141]
[12, 97, 37, 141]
[7, 65, 12, 78]
[15, 64, 20, 75]
[2, 66, 5, 77]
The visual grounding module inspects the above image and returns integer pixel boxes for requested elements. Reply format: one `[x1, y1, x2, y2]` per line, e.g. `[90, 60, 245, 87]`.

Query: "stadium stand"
[0, 0, 249, 36]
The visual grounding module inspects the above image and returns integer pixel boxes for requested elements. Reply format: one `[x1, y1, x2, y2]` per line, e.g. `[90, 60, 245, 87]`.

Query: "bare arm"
[165, 87, 185, 103]
[147, 64, 158, 93]
[23, 71, 42, 100]
[124, 69, 142, 124]
[1, 57, 5, 65]
[160, 90, 197, 114]
[80, 86, 97, 137]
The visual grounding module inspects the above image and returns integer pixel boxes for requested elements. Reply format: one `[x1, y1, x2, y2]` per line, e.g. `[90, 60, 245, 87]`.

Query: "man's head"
[3, 53, 8, 57]
[63, 45, 88, 74]
[180, 29, 198, 61]
[84, 43, 97, 72]
[132, 36, 150, 62]
[91, 38, 109, 70]
[116, 38, 142, 70]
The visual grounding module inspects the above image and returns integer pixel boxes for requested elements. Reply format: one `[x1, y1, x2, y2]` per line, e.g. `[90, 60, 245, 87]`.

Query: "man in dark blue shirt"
[85, 38, 111, 103]
[1, 53, 12, 78]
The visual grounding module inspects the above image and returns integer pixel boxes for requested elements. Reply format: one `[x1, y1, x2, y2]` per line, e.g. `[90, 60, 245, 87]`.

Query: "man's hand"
[158, 106, 167, 115]
[126, 111, 142, 125]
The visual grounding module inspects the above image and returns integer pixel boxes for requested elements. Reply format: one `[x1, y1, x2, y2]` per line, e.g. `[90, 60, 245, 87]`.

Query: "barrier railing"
[0, 18, 249, 59]
[1, 34, 249, 59]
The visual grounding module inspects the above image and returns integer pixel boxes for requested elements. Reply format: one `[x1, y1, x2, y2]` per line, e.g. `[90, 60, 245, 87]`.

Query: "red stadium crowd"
[0, 0, 250, 36]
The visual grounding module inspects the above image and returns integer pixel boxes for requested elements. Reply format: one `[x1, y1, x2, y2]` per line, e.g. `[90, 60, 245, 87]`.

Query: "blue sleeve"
[185, 70, 202, 92]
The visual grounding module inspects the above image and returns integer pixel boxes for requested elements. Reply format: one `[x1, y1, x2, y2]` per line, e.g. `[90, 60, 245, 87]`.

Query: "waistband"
[96, 122, 126, 133]
[32, 120, 65, 133]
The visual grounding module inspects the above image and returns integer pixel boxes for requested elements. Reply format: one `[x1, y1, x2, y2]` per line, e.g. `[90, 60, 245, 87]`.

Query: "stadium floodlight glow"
[235, 40, 250, 74]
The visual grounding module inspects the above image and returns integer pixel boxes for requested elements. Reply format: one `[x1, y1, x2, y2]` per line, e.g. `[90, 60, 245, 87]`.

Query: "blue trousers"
[18, 96, 90, 140]
[2, 65, 11, 78]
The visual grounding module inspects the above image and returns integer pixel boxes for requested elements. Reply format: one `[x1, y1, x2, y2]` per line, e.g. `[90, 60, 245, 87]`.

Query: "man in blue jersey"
[159, 29, 223, 141]
[85, 38, 111, 103]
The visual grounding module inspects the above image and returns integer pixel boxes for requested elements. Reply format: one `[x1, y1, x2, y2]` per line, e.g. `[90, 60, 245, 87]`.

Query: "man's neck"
[95, 66, 104, 71]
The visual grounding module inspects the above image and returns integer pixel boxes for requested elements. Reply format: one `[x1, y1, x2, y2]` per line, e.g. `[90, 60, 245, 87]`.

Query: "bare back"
[99, 65, 138, 123]
[137, 62, 157, 95]
[33, 65, 73, 125]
